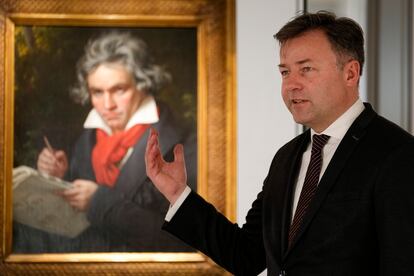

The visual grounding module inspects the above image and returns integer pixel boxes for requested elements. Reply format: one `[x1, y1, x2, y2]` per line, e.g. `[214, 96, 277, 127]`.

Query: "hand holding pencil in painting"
[38, 136, 97, 212]
[37, 136, 68, 179]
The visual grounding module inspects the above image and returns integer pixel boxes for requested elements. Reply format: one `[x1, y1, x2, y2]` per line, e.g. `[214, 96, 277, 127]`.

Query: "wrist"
[168, 185, 187, 205]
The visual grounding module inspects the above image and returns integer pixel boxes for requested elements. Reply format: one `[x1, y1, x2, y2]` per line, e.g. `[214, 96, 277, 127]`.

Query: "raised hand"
[145, 128, 187, 205]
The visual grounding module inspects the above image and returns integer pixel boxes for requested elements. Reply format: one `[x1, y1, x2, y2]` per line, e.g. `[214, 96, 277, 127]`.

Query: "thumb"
[173, 144, 185, 163]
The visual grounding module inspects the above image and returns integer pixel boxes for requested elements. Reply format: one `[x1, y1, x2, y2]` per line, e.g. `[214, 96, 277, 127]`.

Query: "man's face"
[87, 63, 143, 134]
[279, 30, 358, 133]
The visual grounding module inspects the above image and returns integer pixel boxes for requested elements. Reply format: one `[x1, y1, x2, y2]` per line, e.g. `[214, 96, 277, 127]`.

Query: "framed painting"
[0, 0, 236, 275]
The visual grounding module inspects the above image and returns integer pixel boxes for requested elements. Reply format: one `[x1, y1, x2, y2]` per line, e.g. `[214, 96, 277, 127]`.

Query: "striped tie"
[288, 134, 330, 247]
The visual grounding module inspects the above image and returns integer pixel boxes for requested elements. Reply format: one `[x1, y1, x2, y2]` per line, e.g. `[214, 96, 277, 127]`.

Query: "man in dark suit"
[145, 11, 414, 275]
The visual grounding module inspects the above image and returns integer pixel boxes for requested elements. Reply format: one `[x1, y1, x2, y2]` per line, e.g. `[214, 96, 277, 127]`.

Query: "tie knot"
[312, 134, 330, 152]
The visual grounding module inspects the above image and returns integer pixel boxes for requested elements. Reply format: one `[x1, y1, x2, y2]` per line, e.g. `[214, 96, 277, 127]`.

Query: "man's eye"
[90, 90, 103, 96]
[114, 86, 128, 94]
[301, 66, 312, 73]
[280, 70, 289, 77]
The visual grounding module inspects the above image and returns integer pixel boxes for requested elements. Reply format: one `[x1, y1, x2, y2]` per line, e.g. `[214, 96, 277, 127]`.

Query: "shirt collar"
[83, 95, 159, 135]
[311, 98, 365, 142]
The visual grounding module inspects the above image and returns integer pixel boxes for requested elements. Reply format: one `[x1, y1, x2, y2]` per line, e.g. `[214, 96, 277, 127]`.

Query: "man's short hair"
[274, 11, 365, 75]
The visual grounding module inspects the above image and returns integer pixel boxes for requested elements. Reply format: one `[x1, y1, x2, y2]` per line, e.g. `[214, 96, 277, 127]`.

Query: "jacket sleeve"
[163, 190, 266, 275]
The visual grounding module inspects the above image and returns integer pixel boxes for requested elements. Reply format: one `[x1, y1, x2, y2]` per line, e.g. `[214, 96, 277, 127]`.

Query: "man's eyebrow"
[88, 85, 100, 91]
[278, 58, 313, 68]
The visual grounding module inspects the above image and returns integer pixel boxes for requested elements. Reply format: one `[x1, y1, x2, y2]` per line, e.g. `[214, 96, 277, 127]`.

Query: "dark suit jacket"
[163, 103, 414, 275]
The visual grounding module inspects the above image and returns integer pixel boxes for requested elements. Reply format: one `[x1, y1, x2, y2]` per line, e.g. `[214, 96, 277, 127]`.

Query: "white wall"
[236, 3, 297, 274]
[236, 0, 297, 223]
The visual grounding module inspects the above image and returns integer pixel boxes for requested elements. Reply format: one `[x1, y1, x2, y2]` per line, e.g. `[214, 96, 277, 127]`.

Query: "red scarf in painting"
[92, 124, 149, 187]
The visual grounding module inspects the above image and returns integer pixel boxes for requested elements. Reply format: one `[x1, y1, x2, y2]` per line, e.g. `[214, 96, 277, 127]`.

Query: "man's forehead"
[278, 32, 334, 65]
[279, 42, 316, 66]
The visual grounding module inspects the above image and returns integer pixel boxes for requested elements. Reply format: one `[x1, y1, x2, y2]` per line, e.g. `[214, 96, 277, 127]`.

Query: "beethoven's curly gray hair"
[71, 32, 171, 105]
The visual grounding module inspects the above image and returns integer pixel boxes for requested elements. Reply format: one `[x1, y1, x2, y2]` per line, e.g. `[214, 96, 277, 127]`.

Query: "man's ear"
[344, 60, 361, 86]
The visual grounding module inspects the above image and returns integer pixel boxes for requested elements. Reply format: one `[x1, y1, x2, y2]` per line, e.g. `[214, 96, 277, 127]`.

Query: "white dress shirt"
[166, 99, 365, 223]
[291, 99, 365, 221]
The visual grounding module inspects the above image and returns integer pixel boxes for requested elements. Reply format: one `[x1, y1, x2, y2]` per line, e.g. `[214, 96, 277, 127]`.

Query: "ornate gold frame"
[0, 0, 236, 275]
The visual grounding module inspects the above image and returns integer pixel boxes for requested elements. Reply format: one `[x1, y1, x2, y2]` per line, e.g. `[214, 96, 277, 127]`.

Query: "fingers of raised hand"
[145, 129, 164, 173]
[173, 144, 185, 164]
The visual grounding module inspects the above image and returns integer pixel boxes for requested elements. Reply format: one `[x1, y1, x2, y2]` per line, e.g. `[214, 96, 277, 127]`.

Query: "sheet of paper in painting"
[12, 166, 90, 238]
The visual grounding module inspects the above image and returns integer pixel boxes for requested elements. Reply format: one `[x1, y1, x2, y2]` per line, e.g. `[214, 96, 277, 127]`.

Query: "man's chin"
[292, 115, 306, 125]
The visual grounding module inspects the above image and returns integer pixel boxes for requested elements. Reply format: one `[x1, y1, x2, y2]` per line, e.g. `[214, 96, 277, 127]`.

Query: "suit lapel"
[284, 103, 377, 257]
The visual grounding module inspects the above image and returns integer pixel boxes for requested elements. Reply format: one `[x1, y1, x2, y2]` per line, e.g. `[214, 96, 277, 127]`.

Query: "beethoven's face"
[87, 63, 144, 134]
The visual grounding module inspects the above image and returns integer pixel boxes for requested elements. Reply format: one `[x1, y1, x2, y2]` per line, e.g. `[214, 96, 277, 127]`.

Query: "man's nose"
[103, 93, 116, 109]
